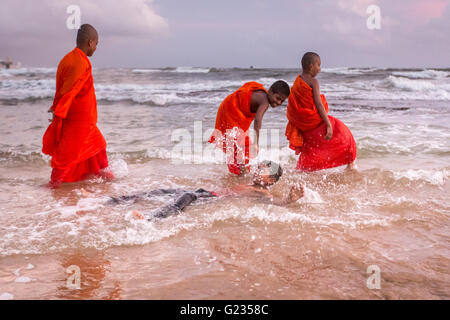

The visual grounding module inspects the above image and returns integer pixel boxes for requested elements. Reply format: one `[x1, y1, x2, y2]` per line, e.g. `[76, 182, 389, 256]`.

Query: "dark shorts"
[108, 188, 217, 219]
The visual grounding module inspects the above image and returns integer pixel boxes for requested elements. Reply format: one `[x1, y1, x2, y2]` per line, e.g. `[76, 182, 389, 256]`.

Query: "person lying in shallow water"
[106, 161, 304, 221]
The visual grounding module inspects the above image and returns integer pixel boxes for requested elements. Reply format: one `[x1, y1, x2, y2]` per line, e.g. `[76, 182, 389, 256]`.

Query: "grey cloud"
[0, 0, 448, 68]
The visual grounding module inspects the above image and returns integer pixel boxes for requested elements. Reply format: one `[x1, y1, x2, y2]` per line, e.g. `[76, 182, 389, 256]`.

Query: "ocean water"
[0, 66, 449, 299]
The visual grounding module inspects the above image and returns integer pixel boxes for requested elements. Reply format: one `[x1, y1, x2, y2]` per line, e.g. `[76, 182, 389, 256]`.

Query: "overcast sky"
[0, 0, 449, 68]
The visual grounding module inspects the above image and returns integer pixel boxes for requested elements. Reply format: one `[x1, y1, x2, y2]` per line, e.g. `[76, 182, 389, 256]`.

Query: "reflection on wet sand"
[57, 250, 121, 300]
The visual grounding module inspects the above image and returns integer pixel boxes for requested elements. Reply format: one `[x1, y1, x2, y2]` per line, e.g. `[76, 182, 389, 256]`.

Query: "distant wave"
[0, 79, 242, 105]
[2, 68, 450, 103]
[380, 75, 450, 94]
[173, 67, 211, 73]
[392, 69, 449, 79]
[131, 68, 162, 73]
[0, 67, 56, 77]
[322, 67, 380, 75]
[322, 67, 450, 82]
[132, 67, 211, 74]
[323, 75, 450, 101]
[0, 79, 54, 101]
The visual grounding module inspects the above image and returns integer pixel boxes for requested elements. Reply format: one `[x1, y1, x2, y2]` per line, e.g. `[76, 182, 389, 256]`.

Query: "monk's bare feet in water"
[80, 188, 90, 197]
[346, 161, 357, 171]
[47, 180, 63, 189]
[99, 168, 115, 181]
[132, 210, 145, 220]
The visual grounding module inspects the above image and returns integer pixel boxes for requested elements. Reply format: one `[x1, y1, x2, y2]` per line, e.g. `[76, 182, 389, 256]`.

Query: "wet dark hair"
[259, 160, 283, 182]
[301, 52, 320, 71]
[270, 80, 290, 97]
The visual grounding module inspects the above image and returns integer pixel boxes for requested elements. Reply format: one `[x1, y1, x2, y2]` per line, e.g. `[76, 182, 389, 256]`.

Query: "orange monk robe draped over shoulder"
[42, 47, 109, 184]
[285, 75, 357, 171]
[209, 82, 267, 175]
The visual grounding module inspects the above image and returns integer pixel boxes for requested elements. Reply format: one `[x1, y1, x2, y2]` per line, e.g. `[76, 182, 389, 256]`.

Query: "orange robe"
[209, 82, 267, 175]
[42, 47, 109, 185]
[285, 75, 357, 171]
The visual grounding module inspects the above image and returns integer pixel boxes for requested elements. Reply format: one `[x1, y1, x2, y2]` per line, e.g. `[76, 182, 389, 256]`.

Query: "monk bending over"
[209, 81, 290, 176]
[42, 24, 112, 187]
[285, 52, 357, 171]
[107, 161, 304, 220]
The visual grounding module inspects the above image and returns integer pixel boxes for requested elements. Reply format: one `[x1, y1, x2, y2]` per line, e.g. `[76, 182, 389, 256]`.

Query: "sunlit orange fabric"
[285, 75, 357, 171]
[285, 75, 329, 153]
[42, 47, 107, 182]
[209, 82, 267, 175]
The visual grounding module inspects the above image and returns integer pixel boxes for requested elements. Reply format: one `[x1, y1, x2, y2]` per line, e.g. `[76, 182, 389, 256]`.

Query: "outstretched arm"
[254, 103, 269, 148]
[311, 79, 332, 140]
[251, 91, 270, 150]
[261, 184, 305, 206]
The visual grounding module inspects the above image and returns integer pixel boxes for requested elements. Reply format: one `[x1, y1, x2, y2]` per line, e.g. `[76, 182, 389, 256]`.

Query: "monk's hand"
[288, 184, 304, 202]
[325, 124, 333, 140]
[47, 107, 54, 122]
[250, 143, 259, 157]
[132, 210, 145, 220]
[80, 188, 90, 197]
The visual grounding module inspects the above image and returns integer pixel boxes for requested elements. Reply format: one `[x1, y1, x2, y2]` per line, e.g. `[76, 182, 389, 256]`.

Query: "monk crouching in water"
[209, 81, 290, 176]
[285, 52, 357, 172]
[42, 24, 113, 187]
[105, 161, 304, 220]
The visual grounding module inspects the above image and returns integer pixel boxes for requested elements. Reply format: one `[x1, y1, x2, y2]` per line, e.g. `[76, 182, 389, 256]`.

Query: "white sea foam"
[392, 69, 449, 79]
[174, 67, 211, 73]
[93, 81, 237, 105]
[323, 76, 450, 101]
[109, 158, 129, 179]
[2, 69, 449, 103]
[0, 196, 199, 257]
[203, 204, 396, 228]
[15, 276, 33, 283]
[382, 75, 437, 91]
[0, 67, 56, 77]
[133, 67, 211, 74]
[297, 186, 324, 204]
[258, 77, 281, 86]
[322, 67, 378, 75]
[146, 143, 297, 166]
[0, 163, 434, 258]
[0, 79, 238, 104]
[0, 293, 14, 300]
[393, 169, 449, 186]
[131, 68, 161, 73]
[356, 129, 449, 156]
[0, 79, 55, 99]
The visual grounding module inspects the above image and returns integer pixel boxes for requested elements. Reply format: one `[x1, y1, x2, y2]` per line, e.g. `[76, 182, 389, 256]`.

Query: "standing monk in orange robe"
[209, 81, 290, 175]
[42, 24, 112, 187]
[285, 52, 357, 171]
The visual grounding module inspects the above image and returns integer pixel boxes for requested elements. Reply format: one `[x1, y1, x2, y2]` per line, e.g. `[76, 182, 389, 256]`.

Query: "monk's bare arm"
[254, 104, 269, 147]
[260, 184, 304, 206]
[311, 79, 333, 140]
[251, 92, 269, 147]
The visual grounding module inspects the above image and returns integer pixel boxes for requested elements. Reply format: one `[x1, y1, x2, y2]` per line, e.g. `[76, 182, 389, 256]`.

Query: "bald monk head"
[76, 24, 98, 57]
[301, 52, 320, 73]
